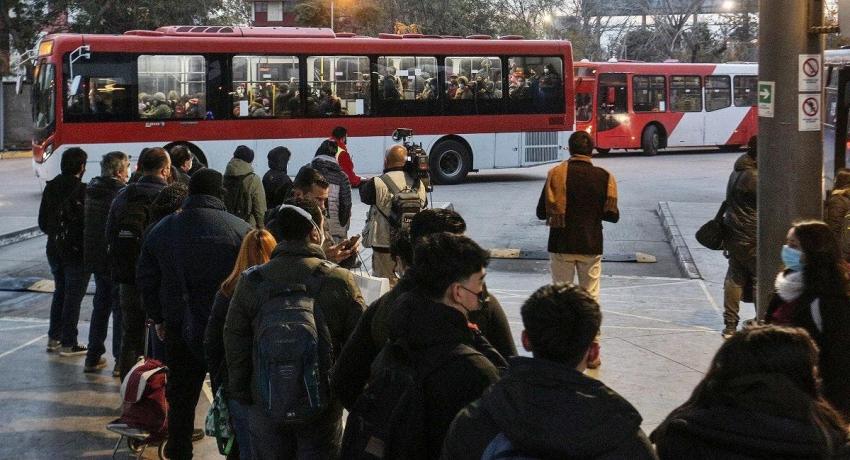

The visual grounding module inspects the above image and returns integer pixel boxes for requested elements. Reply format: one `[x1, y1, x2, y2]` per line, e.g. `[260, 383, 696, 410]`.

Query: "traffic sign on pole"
[798, 94, 821, 131]
[758, 81, 775, 118]
[798, 54, 822, 92]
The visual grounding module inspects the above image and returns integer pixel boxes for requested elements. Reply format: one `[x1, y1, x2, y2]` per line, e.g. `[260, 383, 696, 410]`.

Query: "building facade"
[250, 1, 300, 26]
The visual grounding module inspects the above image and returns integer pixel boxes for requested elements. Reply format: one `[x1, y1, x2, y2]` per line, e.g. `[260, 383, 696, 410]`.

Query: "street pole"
[756, 0, 824, 319]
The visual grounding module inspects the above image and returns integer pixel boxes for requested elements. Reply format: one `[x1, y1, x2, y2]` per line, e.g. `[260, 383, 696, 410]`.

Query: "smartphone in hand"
[343, 234, 362, 250]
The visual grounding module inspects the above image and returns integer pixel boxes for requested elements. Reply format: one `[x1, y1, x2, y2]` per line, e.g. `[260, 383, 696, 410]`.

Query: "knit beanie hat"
[189, 168, 224, 198]
[234, 145, 255, 163]
[150, 182, 189, 222]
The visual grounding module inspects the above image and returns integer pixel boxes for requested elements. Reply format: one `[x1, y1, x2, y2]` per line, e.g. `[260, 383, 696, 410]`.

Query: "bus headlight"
[43, 143, 54, 160]
[584, 126, 592, 134]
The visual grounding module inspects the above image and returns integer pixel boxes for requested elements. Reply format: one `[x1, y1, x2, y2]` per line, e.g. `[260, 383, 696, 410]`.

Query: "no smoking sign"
[799, 54, 822, 92]
[799, 94, 821, 132]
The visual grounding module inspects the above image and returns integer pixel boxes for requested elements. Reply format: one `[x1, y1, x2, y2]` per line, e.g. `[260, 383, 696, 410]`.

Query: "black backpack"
[111, 185, 155, 284]
[247, 262, 334, 425]
[54, 183, 86, 260]
[223, 173, 254, 222]
[379, 175, 425, 233]
[481, 433, 541, 460]
[340, 340, 481, 460]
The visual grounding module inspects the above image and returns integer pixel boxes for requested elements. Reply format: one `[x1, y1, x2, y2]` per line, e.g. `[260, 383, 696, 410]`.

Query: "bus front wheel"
[596, 148, 611, 155]
[641, 125, 660, 156]
[430, 140, 471, 185]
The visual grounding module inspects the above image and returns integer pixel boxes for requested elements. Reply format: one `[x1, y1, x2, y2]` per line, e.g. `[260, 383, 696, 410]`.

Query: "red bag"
[118, 358, 169, 442]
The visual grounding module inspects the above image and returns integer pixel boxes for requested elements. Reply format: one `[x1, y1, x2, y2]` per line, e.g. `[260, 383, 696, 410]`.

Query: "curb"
[0, 226, 43, 248]
[0, 151, 31, 160]
[657, 201, 701, 279]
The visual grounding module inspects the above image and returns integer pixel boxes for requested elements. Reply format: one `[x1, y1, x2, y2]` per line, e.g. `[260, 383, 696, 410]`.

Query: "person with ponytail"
[766, 220, 850, 419]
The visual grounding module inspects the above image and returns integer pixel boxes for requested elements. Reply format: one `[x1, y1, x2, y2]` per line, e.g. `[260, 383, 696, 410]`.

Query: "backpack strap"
[379, 175, 402, 196]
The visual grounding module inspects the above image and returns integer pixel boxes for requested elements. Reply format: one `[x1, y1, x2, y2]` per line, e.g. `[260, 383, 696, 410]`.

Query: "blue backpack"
[247, 263, 334, 425]
[481, 433, 541, 460]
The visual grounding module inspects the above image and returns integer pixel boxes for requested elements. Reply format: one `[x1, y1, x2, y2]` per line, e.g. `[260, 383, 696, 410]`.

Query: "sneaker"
[83, 357, 107, 373]
[58, 345, 88, 357]
[722, 325, 737, 339]
[192, 428, 205, 442]
[46, 339, 61, 353]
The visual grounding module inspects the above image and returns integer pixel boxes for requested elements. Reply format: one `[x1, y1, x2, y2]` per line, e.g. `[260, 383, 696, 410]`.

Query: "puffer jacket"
[825, 172, 850, 260]
[224, 158, 266, 227]
[262, 150, 292, 210]
[442, 356, 656, 460]
[83, 176, 124, 274]
[311, 154, 352, 238]
[723, 153, 758, 260]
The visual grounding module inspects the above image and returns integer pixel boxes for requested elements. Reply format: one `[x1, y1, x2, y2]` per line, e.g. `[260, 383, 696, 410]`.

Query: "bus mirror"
[69, 75, 82, 97]
[606, 87, 616, 103]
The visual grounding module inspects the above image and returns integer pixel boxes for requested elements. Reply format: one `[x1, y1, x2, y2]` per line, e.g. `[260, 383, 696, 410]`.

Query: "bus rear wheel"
[430, 140, 471, 185]
[596, 148, 611, 155]
[641, 125, 660, 156]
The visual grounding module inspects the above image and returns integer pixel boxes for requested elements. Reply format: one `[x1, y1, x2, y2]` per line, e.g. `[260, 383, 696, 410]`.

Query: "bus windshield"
[32, 63, 56, 138]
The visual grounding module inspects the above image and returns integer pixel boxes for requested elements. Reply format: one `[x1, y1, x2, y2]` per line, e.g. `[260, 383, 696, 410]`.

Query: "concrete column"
[756, 0, 824, 318]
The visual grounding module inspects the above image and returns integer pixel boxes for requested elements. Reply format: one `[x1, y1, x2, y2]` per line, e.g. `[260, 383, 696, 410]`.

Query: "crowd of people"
[36, 129, 850, 459]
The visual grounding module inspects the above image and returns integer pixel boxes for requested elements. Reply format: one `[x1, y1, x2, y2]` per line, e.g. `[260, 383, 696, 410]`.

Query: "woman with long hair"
[651, 326, 850, 458]
[204, 229, 276, 460]
[766, 220, 850, 418]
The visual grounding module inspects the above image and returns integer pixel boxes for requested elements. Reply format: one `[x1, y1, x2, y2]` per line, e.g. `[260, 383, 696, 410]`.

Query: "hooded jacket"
[224, 240, 365, 404]
[442, 356, 656, 460]
[651, 373, 850, 459]
[376, 291, 502, 459]
[723, 153, 758, 260]
[83, 176, 125, 273]
[224, 157, 266, 227]
[311, 154, 352, 238]
[262, 150, 292, 210]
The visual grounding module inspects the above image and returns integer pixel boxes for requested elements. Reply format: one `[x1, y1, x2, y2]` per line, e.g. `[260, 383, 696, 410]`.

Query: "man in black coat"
[370, 233, 504, 459]
[38, 147, 89, 356]
[722, 137, 758, 337]
[262, 145, 293, 209]
[82, 151, 129, 374]
[442, 283, 657, 460]
[137, 168, 250, 459]
[106, 147, 170, 379]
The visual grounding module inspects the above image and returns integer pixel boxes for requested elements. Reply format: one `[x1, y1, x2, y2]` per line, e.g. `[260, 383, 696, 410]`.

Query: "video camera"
[392, 128, 432, 192]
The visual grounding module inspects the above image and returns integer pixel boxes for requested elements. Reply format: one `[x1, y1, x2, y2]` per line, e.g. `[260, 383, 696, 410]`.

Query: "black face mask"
[460, 285, 488, 311]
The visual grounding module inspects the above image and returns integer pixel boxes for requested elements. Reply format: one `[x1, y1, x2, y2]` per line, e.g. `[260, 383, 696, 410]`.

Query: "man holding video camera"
[361, 144, 427, 284]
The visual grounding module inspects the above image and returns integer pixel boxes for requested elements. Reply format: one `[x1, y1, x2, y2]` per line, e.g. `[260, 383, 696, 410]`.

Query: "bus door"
[823, 64, 850, 194]
[703, 75, 735, 146]
[596, 73, 628, 148]
[574, 77, 594, 136]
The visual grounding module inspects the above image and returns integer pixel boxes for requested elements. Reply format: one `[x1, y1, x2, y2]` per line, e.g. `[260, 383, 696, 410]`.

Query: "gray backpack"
[379, 175, 424, 233]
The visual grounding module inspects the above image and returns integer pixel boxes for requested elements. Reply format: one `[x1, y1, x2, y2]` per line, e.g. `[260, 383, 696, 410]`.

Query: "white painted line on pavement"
[0, 316, 49, 323]
[600, 280, 692, 292]
[0, 334, 47, 360]
[698, 279, 721, 313]
[602, 309, 714, 331]
[0, 324, 45, 332]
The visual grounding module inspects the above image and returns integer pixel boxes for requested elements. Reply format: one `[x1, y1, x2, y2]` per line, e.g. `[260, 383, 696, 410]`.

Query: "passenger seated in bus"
[479, 80, 499, 100]
[454, 76, 473, 100]
[381, 67, 402, 100]
[144, 92, 174, 119]
[510, 77, 530, 100]
[249, 100, 269, 117]
[447, 74, 459, 98]
[318, 85, 343, 116]
[185, 98, 202, 118]
[417, 78, 438, 101]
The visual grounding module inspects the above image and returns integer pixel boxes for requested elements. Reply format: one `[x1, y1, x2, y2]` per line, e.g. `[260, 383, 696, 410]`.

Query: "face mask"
[781, 245, 803, 272]
[459, 285, 487, 312]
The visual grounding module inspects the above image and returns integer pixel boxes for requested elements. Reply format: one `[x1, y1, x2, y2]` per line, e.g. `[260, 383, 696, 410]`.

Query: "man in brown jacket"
[537, 132, 618, 368]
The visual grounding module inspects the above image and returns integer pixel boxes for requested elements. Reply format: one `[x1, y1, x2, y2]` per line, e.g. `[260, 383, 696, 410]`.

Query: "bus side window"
[138, 55, 206, 120]
[576, 93, 592, 122]
[597, 73, 627, 131]
[306, 55, 370, 117]
[444, 56, 503, 115]
[670, 75, 702, 112]
[705, 75, 731, 112]
[632, 75, 666, 112]
[507, 56, 563, 114]
[375, 56, 438, 116]
[231, 55, 300, 119]
[734, 75, 758, 107]
[62, 53, 134, 123]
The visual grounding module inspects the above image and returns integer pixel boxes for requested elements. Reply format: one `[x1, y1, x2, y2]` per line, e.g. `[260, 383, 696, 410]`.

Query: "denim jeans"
[85, 271, 119, 364]
[47, 246, 90, 347]
[228, 398, 253, 460]
[247, 402, 342, 460]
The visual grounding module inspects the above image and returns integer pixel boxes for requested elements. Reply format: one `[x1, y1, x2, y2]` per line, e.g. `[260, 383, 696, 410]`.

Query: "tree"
[616, 27, 669, 61]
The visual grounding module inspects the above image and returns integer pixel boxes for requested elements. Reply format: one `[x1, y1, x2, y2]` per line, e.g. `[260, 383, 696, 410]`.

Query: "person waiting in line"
[137, 169, 250, 459]
[224, 198, 365, 459]
[311, 139, 352, 241]
[331, 126, 363, 188]
[223, 145, 266, 228]
[765, 220, 850, 419]
[442, 283, 657, 460]
[652, 326, 850, 458]
[205, 228, 277, 460]
[82, 151, 129, 374]
[722, 137, 758, 338]
[168, 145, 193, 185]
[824, 168, 850, 262]
[262, 146, 293, 210]
[39, 148, 89, 357]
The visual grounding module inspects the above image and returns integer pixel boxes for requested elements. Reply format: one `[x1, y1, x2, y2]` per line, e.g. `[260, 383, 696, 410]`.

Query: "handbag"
[204, 387, 235, 456]
[695, 201, 728, 250]
[353, 270, 391, 305]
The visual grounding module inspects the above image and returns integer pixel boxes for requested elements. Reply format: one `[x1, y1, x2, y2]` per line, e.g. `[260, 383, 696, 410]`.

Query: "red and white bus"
[573, 60, 758, 155]
[30, 27, 574, 184]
